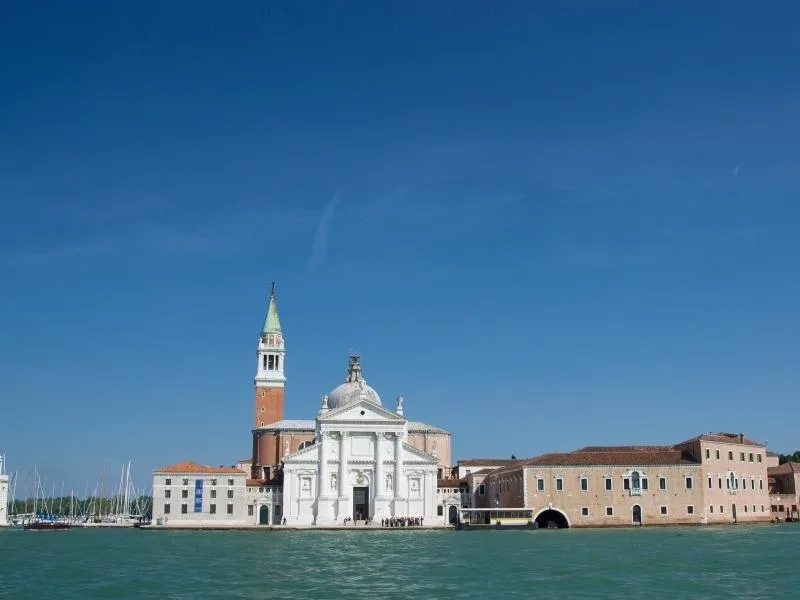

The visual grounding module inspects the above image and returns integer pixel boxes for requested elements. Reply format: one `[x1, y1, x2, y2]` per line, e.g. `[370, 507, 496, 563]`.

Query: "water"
[1, 525, 798, 599]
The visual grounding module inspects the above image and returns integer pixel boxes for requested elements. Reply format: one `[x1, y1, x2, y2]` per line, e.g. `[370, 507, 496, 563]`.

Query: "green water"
[1, 525, 797, 599]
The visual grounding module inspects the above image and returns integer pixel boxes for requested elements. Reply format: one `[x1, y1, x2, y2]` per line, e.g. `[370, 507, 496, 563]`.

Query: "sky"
[2, 0, 799, 495]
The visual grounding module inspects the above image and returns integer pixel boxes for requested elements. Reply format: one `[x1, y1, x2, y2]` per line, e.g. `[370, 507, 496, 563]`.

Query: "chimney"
[739, 433, 744, 443]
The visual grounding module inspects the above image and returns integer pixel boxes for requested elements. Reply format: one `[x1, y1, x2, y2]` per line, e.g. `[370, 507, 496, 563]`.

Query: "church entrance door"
[259, 505, 269, 525]
[353, 486, 369, 521]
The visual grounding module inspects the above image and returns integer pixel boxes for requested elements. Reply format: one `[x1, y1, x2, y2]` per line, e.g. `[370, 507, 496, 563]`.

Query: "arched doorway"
[259, 505, 269, 525]
[632, 505, 642, 525]
[448, 505, 458, 525]
[534, 508, 569, 529]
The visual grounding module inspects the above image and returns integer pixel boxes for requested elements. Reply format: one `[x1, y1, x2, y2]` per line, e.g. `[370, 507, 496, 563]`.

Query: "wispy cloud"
[733, 163, 741, 177]
[308, 187, 342, 270]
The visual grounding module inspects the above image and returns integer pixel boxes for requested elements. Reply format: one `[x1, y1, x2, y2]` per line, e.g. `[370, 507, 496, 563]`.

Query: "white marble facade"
[282, 396, 438, 525]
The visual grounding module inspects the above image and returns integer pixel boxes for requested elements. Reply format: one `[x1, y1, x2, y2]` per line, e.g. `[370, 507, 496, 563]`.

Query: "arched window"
[298, 440, 314, 451]
[631, 471, 641, 490]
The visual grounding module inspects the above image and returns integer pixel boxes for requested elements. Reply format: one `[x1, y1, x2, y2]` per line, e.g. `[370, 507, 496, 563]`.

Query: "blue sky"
[2, 1, 799, 494]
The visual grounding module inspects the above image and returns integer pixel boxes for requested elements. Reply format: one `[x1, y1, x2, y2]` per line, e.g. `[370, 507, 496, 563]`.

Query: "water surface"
[1, 525, 797, 599]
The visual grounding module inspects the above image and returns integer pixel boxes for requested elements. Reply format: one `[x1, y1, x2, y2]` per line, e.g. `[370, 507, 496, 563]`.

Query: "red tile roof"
[575, 445, 674, 453]
[676, 432, 764, 447]
[154, 461, 244, 474]
[457, 459, 520, 466]
[768, 462, 800, 476]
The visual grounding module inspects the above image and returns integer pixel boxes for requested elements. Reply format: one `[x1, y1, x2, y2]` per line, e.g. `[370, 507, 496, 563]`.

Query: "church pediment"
[320, 399, 406, 424]
[283, 442, 318, 464]
[402, 443, 438, 465]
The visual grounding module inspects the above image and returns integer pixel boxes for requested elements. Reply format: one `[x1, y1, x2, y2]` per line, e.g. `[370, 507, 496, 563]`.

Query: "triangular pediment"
[402, 443, 438, 465]
[320, 399, 406, 424]
[283, 442, 318, 463]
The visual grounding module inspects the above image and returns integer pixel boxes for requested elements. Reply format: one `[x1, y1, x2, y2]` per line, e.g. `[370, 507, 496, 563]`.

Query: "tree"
[778, 451, 800, 465]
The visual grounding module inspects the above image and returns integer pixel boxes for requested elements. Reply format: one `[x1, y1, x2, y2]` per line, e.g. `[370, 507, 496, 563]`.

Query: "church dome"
[326, 355, 382, 409]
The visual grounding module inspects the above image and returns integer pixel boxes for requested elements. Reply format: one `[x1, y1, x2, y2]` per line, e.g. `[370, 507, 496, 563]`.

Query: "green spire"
[261, 282, 282, 334]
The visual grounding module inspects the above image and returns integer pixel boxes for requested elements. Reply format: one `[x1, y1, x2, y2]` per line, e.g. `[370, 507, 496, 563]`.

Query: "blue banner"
[194, 479, 203, 512]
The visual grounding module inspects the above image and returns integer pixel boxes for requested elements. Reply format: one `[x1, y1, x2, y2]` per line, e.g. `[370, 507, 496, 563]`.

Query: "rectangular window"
[227, 490, 234, 499]
[741, 478, 746, 490]
[227, 504, 234, 515]
[210, 504, 216, 514]
[556, 477, 563, 491]
[181, 504, 188, 514]
[165, 478, 172, 486]
[642, 478, 648, 490]
[707, 476, 712, 489]
[687, 505, 694, 515]
[685, 476, 693, 490]
[759, 479, 763, 490]
[262, 355, 267, 369]
[211, 479, 217, 486]
[606, 507, 613, 516]
[623, 478, 630, 490]
[750, 479, 755, 490]
[716, 450, 720, 459]
[660, 506, 667, 515]
[183, 478, 189, 486]
[744, 505, 748, 513]
[164, 503, 171, 514]
[579, 507, 588, 516]
[211, 490, 217, 499]
[605, 477, 612, 491]
[248, 506, 253, 516]
[748, 453, 753, 462]
[228, 478, 234, 486]
[537, 478, 544, 492]
[580, 477, 588, 491]
[182, 490, 188, 499]
[728, 451, 733, 460]
[267, 355, 275, 370]
[165, 490, 171, 499]
[720, 506, 724, 513]
[710, 505, 714, 513]
[740, 452, 745, 461]
[718, 478, 722, 489]
[437, 506, 443, 516]
[705, 448, 710, 459]
[479, 484, 485, 495]
[275, 356, 280, 370]
[757, 454, 762, 463]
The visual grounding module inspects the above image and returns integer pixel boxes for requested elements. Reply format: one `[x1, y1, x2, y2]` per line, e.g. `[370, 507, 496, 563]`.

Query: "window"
[753, 505, 756, 513]
[641, 478, 648, 490]
[761, 505, 764, 512]
[164, 504, 171, 514]
[720, 506, 724, 513]
[749, 453, 754, 462]
[437, 506, 443, 516]
[660, 477, 667, 491]
[710, 505, 714, 513]
[718, 478, 722, 489]
[183, 479, 189, 486]
[716, 449, 720, 459]
[556, 477, 564, 492]
[751, 479, 755, 490]
[740, 452, 745, 461]
[605, 477, 612, 491]
[741, 478, 745, 489]
[298, 440, 313, 451]
[181, 490, 188, 499]
[537, 478, 544, 492]
[757, 454, 762, 463]
[165, 478, 172, 486]
[478, 484, 485, 496]
[465, 469, 471, 475]
[248, 506, 253, 516]
[705, 448, 710, 459]
[211, 490, 217, 499]
[227, 490, 234, 499]
[580, 477, 588, 491]
[660, 506, 667, 516]
[581, 507, 589, 516]
[623, 478, 630, 491]
[759, 479, 763, 490]
[228, 478, 235, 486]
[606, 507, 613, 516]
[181, 504, 188, 514]
[728, 451, 733, 460]
[227, 504, 234, 515]
[707, 476, 712, 489]
[744, 505, 748, 513]
[210, 504, 216, 514]
[687, 505, 694, 515]
[210, 479, 217, 486]
[165, 490, 171, 499]
[685, 476, 693, 490]
[268, 355, 275, 370]
[275, 356, 280, 369]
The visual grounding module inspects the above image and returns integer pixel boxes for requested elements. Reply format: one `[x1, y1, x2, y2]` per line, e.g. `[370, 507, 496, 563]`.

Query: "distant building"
[471, 433, 772, 528]
[768, 462, 800, 521]
[0, 455, 8, 527]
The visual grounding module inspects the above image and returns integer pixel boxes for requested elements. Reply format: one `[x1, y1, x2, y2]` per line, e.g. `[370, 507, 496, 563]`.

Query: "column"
[375, 432, 384, 497]
[394, 432, 405, 499]
[319, 432, 328, 496]
[338, 432, 349, 498]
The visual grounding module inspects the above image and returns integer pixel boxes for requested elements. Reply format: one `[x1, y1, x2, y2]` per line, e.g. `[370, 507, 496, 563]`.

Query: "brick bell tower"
[254, 282, 286, 429]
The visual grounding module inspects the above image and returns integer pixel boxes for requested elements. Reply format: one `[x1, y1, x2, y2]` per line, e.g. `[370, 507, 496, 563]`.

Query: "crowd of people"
[381, 516, 423, 527]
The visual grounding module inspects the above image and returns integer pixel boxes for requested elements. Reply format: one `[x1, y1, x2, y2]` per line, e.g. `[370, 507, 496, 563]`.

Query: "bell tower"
[254, 282, 285, 428]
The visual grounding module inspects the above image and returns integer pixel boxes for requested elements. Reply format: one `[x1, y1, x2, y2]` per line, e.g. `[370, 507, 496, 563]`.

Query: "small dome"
[326, 355, 382, 409]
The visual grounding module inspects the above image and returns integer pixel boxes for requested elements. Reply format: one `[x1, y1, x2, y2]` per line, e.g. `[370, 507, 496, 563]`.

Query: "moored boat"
[24, 520, 71, 531]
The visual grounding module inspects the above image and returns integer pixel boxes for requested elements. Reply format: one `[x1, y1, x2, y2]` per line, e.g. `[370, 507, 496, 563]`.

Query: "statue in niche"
[431, 441, 438, 456]
[330, 473, 337, 491]
[283, 440, 289, 455]
[385, 473, 393, 492]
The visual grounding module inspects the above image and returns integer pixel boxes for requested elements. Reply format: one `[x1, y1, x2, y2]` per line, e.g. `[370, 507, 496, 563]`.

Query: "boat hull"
[23, 522, 71, 531]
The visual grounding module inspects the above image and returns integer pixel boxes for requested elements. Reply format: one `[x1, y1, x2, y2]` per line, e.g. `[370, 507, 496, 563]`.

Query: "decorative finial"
[271, 281, 276, 296]
[321, 394, 329, 409]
